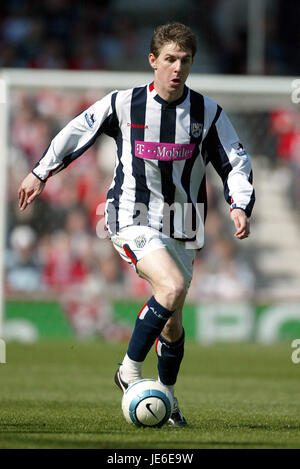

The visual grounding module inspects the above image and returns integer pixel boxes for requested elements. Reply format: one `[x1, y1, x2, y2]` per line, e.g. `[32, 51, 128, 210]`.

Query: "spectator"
[6, 225, 42, 292]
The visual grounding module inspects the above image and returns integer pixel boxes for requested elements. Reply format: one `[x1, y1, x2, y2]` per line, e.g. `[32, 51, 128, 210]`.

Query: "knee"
[169, 277, 186, 304]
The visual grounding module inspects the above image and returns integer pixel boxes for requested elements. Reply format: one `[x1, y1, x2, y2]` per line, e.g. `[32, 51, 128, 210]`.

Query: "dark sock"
[127, 296, 174, 362]
[156, 329, 185, 386]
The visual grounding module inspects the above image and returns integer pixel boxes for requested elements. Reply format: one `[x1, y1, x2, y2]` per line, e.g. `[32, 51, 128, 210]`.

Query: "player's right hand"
[18, 172, 45, 211]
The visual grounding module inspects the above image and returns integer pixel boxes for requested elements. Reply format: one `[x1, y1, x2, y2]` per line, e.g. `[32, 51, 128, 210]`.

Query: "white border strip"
[0, 79, 8, 338]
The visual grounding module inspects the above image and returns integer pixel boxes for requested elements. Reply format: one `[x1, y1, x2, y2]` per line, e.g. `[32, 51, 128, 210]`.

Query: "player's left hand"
[230, 208, 250, 240]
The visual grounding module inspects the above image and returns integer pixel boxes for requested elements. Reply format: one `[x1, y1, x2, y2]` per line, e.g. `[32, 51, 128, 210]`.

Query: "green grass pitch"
[0, 341, 300, 449]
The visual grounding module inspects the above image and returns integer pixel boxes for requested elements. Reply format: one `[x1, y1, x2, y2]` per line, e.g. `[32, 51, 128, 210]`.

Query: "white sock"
[120, 353, 143, 384]
[166, 385, 175, 397]
[158, 377, 175, 397]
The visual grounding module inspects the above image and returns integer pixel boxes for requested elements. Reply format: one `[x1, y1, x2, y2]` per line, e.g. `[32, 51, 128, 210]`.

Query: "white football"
[121, 379, 173, 427]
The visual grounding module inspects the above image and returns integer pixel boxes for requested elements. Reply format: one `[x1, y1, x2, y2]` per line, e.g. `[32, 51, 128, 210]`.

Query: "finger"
[235, 233, 246, 239]
[235, 219, 247, 235]
[234, 222, 246, 235]
[235, 229, 249, 239]
[20, 191, 30, 211]
[20, 197, 28, 211]
[18, 188, 25, 208]
[234, 226, 245, 236]
[27, 190, 38, 204]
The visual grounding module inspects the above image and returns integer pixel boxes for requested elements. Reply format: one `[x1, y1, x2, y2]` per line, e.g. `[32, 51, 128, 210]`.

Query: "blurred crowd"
[0, 0, 298, 74]
[269, 109, 300, 209]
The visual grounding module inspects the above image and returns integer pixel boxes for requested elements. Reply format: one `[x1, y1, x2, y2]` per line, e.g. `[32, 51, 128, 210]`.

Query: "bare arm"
[18, 172, 45, 211]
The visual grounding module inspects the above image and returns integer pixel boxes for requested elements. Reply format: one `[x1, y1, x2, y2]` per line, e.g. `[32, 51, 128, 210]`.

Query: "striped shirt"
[33, 83, 255, 248]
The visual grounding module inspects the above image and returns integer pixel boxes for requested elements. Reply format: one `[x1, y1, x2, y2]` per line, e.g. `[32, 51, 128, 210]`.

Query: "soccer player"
[18, 23, 255, 427]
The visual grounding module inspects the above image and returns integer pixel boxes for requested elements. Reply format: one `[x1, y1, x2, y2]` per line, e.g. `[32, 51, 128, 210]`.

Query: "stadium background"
[1, 0, 300, 345]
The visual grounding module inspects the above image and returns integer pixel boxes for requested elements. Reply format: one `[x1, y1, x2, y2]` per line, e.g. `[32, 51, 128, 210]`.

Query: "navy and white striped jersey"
[33, 83, 255, 248]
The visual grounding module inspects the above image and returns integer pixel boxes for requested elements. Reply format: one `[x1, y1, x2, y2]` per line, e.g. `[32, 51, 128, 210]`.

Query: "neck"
[153, 80, 185, 103]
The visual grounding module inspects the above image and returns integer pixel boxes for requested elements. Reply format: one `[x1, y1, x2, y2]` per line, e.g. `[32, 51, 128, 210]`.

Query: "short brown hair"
[150, 23, 197, 58]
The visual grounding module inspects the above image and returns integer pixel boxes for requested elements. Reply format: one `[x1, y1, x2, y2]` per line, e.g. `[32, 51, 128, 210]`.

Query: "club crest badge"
[190, 122, 203, 138]
[134, 235, 147, 249]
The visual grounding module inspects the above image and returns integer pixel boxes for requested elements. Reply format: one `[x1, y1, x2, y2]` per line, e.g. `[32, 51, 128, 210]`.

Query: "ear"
[148, 53, 157, 70]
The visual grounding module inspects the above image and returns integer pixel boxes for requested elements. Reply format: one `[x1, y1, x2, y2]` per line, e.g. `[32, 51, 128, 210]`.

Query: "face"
[149, 42, 193, 102]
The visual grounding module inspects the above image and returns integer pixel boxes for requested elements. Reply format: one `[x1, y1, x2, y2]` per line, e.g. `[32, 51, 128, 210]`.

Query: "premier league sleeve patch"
[231, 142, 249, 160]
[84, 111, 96, 129]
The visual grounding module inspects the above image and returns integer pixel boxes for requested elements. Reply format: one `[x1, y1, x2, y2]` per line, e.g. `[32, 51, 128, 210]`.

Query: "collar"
[148, 82, 189, 108]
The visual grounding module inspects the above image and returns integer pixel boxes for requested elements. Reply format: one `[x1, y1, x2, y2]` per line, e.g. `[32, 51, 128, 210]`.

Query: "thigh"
[164, 239, 196, 291]
[136, 247, 184, 292]
[111, 226, 185, 289]
[111, 226, 194, 302]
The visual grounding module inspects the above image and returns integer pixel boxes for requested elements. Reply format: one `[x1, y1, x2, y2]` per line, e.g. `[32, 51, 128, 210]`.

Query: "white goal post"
[0, 68, 296, 336]
[0, 79, 8, 340]
[0, 68, 296, 109]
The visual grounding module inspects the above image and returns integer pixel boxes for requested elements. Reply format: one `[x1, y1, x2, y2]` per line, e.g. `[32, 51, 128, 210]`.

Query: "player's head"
[150, 23, 197, 60]
[148, 23, 196, 100]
